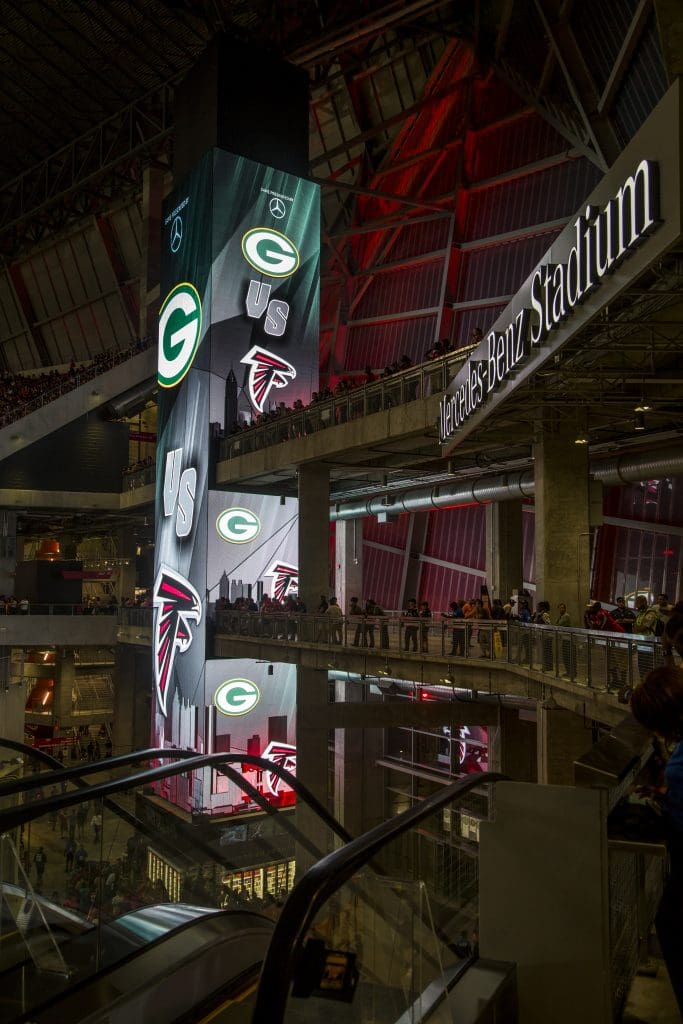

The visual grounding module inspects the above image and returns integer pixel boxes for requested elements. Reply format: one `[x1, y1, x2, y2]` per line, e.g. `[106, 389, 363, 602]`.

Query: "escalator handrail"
[0, 741, 309, 874]
[0, 745, 199, 798]
[251, 770, 508, 1024]
[0, 749, 353, 846]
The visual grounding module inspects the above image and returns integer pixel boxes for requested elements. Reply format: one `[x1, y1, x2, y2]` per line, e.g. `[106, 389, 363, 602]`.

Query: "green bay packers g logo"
[216, 507, 261, 544]
[158, 282, 202, 388]
[241, 227, 300, 278]
[215, 678, 260, 716]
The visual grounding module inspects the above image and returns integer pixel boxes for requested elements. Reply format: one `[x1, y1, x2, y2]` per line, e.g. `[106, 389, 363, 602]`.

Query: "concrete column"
[533, 411, 591, 626]
[139, 165, 164, 339]
[0, 647, 24, 744]
[400, 511, 429, 606]
[116, 528, 137, 604]
[298, 464, 330, 614]
[114, 645, 152, 755]
[335, 519, 363, 614]
[537, 705, 591, 784]
[498, 705, 538, 782]
[333, 680, 384, 836]
[485, 501, 523, 605]
[0, 512, 17, 596]
[53, 649, 75, 731]
[297, 465, 332, 858]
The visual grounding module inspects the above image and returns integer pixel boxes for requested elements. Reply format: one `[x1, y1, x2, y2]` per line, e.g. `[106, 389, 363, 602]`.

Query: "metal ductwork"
[103, 377, 157, 419]
[592, 447, 683, 487]
[331, 443, 683, 521]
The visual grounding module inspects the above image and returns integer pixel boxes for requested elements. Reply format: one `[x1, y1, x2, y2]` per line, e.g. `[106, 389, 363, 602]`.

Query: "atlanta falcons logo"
[241, 346, 296, 413]
[153, 565, 202, 716]
[265, 561, 299, 602]
[261, 741, 297, 797]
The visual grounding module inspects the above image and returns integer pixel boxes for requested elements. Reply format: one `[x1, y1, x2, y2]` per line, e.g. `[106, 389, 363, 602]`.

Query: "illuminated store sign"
[439, 159, 660, 444]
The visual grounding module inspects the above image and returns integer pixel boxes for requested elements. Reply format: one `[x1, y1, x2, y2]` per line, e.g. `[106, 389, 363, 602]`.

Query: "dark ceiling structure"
[0, 0, 681, 543]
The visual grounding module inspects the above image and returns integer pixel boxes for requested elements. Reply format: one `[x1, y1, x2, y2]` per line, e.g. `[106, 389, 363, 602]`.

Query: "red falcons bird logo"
[261, 741, 297, 797]
[265, 561, 299, 602]
[241, 345, 296, 413]
[153, 565, 202, 716]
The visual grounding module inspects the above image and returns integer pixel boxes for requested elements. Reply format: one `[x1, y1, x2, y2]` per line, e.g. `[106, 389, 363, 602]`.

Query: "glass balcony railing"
[210, 610, 664, 695]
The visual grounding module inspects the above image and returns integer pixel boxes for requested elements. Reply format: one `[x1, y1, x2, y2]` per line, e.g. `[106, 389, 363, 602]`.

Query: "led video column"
[154, 149, 319, 810]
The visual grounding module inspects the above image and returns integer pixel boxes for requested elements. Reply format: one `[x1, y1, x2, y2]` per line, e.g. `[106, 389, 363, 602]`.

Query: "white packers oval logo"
[216, 507, 261, 544]
[158, 282, 202, 388]
[215, 678, 260, 717]
[241, 227, 300, 278]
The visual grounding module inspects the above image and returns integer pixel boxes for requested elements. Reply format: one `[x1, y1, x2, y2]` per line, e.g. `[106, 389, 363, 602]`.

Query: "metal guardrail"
[218, 349, 470, 460]
[0, 338, 153, 430]
[0, 604, 118, 616]
[211, 610, 665, 693]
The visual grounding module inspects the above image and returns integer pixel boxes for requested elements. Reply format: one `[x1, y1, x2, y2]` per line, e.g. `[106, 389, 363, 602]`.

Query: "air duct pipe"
[330, 443, 683, 521]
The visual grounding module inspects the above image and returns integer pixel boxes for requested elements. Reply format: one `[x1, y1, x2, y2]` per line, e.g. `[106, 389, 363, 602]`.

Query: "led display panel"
[153, 148, 319, 812]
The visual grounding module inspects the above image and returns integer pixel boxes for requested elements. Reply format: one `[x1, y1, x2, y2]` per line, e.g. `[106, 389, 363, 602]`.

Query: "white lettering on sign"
[439, 159, 659, 443]
[163, 448, 196, 539]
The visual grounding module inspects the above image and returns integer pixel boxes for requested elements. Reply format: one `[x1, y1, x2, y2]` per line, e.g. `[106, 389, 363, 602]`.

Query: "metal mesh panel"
[609, 848, 639, 1016]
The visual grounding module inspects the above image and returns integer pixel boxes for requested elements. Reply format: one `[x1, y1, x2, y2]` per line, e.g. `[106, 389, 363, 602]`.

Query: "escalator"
[0, 742, 514, 1023]
[0, 742, 350, 1023]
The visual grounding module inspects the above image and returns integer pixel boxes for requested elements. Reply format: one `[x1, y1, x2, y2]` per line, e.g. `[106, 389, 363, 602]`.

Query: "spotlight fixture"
[377, 664, 392, 677]
[440, 672, 455, 685]
[633, 412, 646, 431]
[634, 398, 651, 413]
[574, 434, 588, 445]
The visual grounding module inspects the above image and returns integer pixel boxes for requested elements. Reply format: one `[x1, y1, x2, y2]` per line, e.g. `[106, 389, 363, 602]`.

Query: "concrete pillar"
[486, 501, 523, 605]
[298, 464, 330, 615]
[400, 511, 429, 607]
[537, 705, 591, 785]
[53, 649, 75, 731]
[139, 165, 164, 339]
[116, 528, 137, 604]
[0, 512, 17, 596]
[333, 681, 384, 837]
[0, 648, 24, 744]
[114, 645, 152, 755]
[297, 465, 332, 857]
[498, 705, 538, 782]
[533, 411, 591, 627]
[335, 519, 363, 614]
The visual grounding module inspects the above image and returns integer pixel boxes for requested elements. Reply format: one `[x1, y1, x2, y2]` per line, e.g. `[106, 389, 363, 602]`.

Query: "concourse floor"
[623, 961, 680, 1023]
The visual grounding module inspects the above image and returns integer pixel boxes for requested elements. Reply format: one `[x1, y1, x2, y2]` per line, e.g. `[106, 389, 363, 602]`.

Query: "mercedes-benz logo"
[170, 215, 183, 253]
[269, 197, 286, 220]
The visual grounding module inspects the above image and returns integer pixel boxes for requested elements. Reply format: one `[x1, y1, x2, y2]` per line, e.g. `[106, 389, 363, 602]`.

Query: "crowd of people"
[0, 591, 152, 614]
[0, 336, 151, 429]
[215, 589, 679, 678]
[226, 329, 484, 438]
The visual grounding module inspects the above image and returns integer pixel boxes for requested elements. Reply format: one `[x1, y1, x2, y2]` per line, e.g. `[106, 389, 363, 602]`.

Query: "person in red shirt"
[584, 601, 625, 633]
[584, 601, 626, 689]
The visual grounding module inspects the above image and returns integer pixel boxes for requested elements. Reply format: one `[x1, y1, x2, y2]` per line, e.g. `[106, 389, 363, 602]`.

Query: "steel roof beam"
[533, 0, 622, 169]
